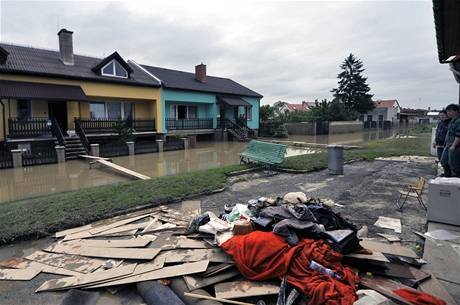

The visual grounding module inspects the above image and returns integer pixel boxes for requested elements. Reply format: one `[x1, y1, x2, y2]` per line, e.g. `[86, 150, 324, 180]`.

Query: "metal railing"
[77, 118, 156, 133]
[166, 118, 213, 130]
[8, 117, 52, 138]
[51, 117, 66, 146]
[74, 118, 89, 152]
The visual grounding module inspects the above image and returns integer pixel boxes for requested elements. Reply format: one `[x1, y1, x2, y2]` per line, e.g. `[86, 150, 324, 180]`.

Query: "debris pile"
[0, 194, 453, 305]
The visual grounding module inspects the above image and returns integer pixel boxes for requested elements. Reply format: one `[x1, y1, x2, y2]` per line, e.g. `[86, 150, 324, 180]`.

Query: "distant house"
[361, 99, 401, 128]
[399, 108, 435, 125]
[275, 101, 314, 113]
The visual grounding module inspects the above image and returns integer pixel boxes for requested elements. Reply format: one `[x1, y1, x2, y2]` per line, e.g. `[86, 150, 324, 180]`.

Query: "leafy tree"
[309, 99, 355, 121]
[331, 53, 374, 115]
[113, 120, 134, 143]
[260, 104, 275, 121]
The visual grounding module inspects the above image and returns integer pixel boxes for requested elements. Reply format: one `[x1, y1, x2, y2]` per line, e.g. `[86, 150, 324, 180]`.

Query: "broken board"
[157, 249, 233, 264]
[36, 263, 137, 292]
[25, 251, 106, 274]
[183, 269, 240, 290]
[63, 238, 151, 248]
[86, 260, 209, 288]
[44, 244, 161, 260]
[214, 281, 279, 299]
[360, 240, 418, 258]
[374, 216, 402, 233]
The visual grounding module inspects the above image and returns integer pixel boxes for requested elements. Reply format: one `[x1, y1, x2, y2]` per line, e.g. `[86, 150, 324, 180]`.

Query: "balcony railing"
[76, 118, 156, 134]
[8, 117, 52, 139]
[166, 118, 213, 130]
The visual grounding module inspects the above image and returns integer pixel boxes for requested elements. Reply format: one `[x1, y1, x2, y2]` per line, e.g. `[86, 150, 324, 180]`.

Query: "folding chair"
[395, 177, 427, 211]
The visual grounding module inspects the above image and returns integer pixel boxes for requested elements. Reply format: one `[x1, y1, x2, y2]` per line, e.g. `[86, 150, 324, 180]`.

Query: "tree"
[331, 53, 374, 115]
[309, 99, 354, 121]
[259, 105, 275, 121]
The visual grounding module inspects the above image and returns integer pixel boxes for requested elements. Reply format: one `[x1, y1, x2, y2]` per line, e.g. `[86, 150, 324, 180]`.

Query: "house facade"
[141, 64, 261, 141]
[274, 101, 314, 113]
[0, 29, 261, 162]
[361, 99, 401, 128]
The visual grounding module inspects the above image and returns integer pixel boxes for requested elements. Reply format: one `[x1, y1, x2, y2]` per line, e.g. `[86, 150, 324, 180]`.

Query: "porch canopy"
[0, 80, 88, 101]
[217, 95, 252, 108]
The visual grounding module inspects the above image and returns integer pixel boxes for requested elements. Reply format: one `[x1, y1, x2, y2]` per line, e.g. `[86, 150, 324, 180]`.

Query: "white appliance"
[427, 178, 460, 225]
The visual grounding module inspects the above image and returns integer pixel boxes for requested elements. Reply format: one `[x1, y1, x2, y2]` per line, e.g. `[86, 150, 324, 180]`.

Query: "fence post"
[90, 144, 100, 157]
[156, 139, 164, 152]
[55, 145, 66, 163]
[11, 149, 23, 168]
[181, 137, 189, 150]
[126, 141, 135, 155]
[188, 135, 197, 148]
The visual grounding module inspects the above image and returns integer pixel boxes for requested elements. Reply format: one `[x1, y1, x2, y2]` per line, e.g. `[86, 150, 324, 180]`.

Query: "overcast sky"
[0, 0, 457, 109]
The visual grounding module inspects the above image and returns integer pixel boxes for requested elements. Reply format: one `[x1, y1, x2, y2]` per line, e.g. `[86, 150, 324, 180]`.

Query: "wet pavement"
[0, 159, 445, 305]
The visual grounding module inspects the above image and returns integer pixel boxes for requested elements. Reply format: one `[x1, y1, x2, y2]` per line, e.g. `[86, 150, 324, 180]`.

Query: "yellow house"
[0, 29, 161, 159]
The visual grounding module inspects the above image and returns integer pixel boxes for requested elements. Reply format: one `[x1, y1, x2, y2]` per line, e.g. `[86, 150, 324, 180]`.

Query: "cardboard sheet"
[360, 240, 418, 258]
[25, 251, 106, 274]
[374, 217, 402, 233]
[36, 263, 137, 292]
[183, 269, 240, 290]
[214, 281, 279, 299]
[86, 260, 209, 288]
[44, 244, 161, 260]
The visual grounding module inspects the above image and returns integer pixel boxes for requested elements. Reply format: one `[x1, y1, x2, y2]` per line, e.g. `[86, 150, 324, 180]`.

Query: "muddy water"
[0, 130, 395, 203]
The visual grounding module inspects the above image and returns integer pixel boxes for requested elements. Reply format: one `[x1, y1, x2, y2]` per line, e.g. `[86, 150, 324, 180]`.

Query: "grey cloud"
[0, 0, 457, 109]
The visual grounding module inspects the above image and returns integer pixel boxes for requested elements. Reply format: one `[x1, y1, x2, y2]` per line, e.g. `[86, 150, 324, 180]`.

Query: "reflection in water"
[0, 130, 397, 203]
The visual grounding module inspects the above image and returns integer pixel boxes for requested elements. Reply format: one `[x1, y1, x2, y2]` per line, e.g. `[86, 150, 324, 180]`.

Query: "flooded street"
[0, 130, 396, 203]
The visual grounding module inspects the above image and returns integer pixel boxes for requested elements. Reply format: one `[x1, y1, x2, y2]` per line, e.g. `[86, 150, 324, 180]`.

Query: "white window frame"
[101, 59, 128, 79]
[172, 104, 199, 120]
[246, 107, 252, 121]
[90, 101, 132, 119]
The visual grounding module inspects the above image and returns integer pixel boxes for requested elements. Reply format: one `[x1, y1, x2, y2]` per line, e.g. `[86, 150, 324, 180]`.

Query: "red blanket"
[221, 231, 359, 305]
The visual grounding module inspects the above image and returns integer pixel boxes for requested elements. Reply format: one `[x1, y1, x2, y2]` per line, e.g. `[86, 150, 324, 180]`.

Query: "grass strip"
[0, 164, 245, 244]
[0, 133, 432, 244]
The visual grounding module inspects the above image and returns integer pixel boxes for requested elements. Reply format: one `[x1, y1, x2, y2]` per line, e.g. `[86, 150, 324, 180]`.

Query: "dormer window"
[101, 59, 128, 78]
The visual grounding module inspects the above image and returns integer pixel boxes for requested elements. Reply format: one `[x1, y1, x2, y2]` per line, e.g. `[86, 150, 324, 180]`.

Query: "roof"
[284, 102, 311, 112]
[141, 64, 262, 98]
[374, 99, 400, 109]
[0, 43, 160, 87]
[217, 96, 252, 107]
[0, 79, 87, 101]
[433, 0, 460, 63]
[91, 51, 133, 74]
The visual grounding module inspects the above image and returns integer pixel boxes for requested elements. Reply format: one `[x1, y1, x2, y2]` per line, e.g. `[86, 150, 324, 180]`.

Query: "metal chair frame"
[395, 177, 427, 211]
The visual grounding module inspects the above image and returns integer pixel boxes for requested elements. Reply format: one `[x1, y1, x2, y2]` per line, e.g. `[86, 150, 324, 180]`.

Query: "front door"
[48, 102, 68, 134]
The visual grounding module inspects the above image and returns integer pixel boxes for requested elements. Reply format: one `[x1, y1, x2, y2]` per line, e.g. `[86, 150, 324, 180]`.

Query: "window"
[90, 101, 133, 119]
[367, 115, 372, 121]
[107, 102, 122, 119]
[188, 106, 197, 119]
[171, 104, 199, 119]
[378, 114, 384, 121]
[101, 59, 128, 78]
[17, 99, 31, 119]
[90, 102, 105, 119]
[245, 107, 252, 121]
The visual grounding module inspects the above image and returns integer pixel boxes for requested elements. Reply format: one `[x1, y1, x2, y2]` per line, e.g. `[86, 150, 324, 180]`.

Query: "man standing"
[441, 104, 460, 177]
[434, 110, 451, 160]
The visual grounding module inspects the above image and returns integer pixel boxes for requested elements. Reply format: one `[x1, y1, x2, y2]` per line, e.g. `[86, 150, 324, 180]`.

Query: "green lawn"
[0, 164, 245, 244]
[0, 133, 432, 245]
[280, 133, 432, 171]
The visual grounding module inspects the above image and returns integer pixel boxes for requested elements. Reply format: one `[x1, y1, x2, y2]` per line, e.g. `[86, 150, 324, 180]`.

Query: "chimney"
[58, 28, 74, 66]
[195, 63, 207, 83]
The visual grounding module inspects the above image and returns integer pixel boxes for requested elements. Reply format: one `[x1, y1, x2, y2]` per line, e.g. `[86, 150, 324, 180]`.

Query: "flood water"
[0, 129, 396, 203]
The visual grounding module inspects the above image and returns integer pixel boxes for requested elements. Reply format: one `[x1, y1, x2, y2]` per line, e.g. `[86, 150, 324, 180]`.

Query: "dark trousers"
[437, 147, 444, 161]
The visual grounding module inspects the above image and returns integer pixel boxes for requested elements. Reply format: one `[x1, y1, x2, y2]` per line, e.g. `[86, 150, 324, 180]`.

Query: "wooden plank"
[419, 272, 459, 305]
[183, 293, 255, 305]
[25, 251, 106, 274]
[86, 260, 209, 288]
[345, 251, 390, 263]
[55, 224, 93, 238]
[78, 155, 112, 161]
[360, 275, 413, 304]
[88, 214, 153, 235]
[377, 233, 401, 242]
[183, 269, 240, 290]
[0, 267, 41, 281]
[63, 220, 151, 241]
[203, 263, 235, 277]
[16, 260, 82, 277]
[360, 240, 418, 258]
[157, 249, 233, 263]
[64, 238, 151, 248]
[96, 159, 150, 180]
[215, 281, 279, 299]
[36, 263, 137, 292]
[44, 244, 161, 260]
